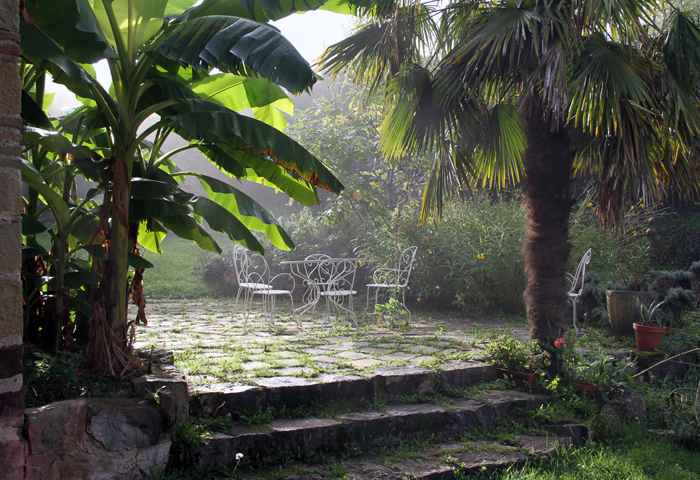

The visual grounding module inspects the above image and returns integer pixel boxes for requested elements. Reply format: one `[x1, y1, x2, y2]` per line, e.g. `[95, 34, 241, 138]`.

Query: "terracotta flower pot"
[633, 322, 667, 351]
[497, 368, 540, 389]
[573, 381, 598, 399]
[607, 290, 659, 338]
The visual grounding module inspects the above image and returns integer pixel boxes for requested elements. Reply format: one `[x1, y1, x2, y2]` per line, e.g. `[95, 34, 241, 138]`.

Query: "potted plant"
[606, 214, 659, 337]
[633, 298, 667, 351]
[487, 338, 550, 388]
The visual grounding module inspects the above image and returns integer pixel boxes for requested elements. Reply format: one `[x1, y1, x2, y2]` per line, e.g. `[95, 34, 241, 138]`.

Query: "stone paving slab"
[132, 298, 526, 388]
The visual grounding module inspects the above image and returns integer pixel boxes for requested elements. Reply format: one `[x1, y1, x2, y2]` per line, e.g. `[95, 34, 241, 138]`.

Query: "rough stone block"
[451, 450, 529, 476]
[339, 411, 393, 446]
[440, 361, 498, 390]
[318, 373, 374, 405]
[0, 425, 25, 480]
[0, 166, 20, 214]
[0, 389, 23, 424]
[25, 400, 80, 455]
[24, 398, 172, 480]
[479, 390, 549, 417]
[448, 399, 495, 431]
[0, 343, 21, 378]
[257, 376, 323, 409]
[270, 418, 343, 457]
[374, 366, 436, 398]
[195, 383, 267, 418]
[384, 404, 449, 438]
[133, 348, 175, 369]
[133, 372, 189, 424]
[0, 277, 21, 331]
[86, 398, 164, 451]
[0, 0, 19, 31]
[394, 459, 455, 480]
[195, 428, 278, 468]
[0, 64, 21, 116]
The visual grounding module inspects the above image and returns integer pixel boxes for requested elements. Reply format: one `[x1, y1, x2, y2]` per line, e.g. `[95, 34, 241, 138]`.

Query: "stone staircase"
[184, 362, 588, 479]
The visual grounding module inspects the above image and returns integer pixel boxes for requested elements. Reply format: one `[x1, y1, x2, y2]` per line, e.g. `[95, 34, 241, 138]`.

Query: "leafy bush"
[653, 206, 700, 269]
[358, 190, 528, 314]
[194, 249, 237, 296]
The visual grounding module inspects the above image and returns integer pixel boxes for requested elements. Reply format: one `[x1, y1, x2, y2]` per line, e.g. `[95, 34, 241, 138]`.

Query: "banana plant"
[19, 0, 345, 372]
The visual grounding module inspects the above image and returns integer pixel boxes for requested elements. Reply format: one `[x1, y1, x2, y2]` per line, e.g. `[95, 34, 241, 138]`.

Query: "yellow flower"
[417, 298, 422, 302]
[429, 250, 432, 254]
[631, 205, 635, 211]
[588, 202, 594, 207]
[426, 236, 430, 241]
[476, 253, 485, 260]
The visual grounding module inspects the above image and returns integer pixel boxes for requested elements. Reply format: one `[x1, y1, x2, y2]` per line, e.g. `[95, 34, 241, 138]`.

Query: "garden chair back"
[232, 245, 272, 320]
[364, 246, 418, 320]
[567, 248, 592, 335]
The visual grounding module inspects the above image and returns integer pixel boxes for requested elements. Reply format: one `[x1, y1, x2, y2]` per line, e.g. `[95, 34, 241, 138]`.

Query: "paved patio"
[132, 298, 529, 388]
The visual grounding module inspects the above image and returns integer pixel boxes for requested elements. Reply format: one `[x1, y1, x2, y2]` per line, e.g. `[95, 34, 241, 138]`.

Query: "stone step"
[283, 429, 584, 480]
[193, 361, 498, 418]
[193, 389, 556, 469]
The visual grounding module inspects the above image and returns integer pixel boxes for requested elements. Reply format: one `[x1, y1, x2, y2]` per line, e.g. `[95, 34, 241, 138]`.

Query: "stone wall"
[0, 0, 26, 479]
[24, 398, 172, 480]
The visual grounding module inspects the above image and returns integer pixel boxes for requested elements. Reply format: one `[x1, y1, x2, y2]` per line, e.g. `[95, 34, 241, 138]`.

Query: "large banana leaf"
[159, 215, 221, 253]
[197, 144, 320, 205]
[20, 22, 117, 111]
[25, 0, 114, 63]
[91, 0, 198, 54]
[21, 91, 54, 130]
[189, 74, 293, 130]
[169, 99, 344, 195]
[184, 0, 353, 23]
[193, 173, 293, 250]
[192, 197, 266, 253]
[148, 16, 318, 94]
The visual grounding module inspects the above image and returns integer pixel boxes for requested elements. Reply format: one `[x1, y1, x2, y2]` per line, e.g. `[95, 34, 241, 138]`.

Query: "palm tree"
[320, 0, 700, 350]
[20, 0, 348, 373]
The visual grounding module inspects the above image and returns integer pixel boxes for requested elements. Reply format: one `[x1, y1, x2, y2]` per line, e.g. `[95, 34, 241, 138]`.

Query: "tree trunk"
[100, 156, 131, 374]
[522, 106, 575, 346]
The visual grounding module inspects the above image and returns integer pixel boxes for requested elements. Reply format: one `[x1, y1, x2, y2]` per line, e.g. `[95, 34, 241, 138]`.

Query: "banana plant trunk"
[104, 156, 131, 354]
[522, 106, 575, 353]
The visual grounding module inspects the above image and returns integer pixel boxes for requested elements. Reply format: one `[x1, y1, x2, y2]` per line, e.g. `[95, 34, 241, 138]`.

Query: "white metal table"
[281, 258, 359, 326]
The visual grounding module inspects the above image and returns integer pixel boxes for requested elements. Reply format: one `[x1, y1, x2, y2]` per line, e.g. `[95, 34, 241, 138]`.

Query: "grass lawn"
[496, 432, 700, 480]
[141, 233, 234, 299]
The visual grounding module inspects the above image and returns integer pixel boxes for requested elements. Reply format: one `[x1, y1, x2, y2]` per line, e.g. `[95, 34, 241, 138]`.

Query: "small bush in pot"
[633, 298, 667, 351]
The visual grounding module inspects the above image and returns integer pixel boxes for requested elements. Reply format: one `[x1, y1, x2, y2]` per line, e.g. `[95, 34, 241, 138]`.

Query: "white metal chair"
[567, 248, 592, 335]
[364, 246, 418, 320]
[317, 258, 358, 326]
[232, 245, 273, 322]
[247, 253, 296, 329]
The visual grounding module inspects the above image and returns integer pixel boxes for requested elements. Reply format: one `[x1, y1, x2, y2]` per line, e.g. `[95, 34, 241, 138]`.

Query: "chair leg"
[402, 288, 411, 321]
[572, 300, 579, 335]
[364, 286, 371, 317]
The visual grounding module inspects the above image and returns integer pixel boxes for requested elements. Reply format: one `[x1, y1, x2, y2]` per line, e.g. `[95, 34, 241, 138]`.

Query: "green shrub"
[359, 191, 528, 314]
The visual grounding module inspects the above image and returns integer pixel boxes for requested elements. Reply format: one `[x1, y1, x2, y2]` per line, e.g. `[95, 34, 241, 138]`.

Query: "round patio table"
[281, 258, 359, 326]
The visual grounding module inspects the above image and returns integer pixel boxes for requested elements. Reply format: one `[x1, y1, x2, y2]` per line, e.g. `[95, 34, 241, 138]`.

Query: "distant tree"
[320, 0, 700, 358]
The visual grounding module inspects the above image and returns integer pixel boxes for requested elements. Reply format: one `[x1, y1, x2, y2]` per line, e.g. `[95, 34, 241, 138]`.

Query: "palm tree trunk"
[522, 106, 575, 346]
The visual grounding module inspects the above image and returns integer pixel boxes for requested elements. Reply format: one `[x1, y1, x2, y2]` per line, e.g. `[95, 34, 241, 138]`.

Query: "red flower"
[554, 338, 565, 348]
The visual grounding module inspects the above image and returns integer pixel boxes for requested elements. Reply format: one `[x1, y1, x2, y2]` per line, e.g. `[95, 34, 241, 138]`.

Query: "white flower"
[236, 453, 244, 461]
